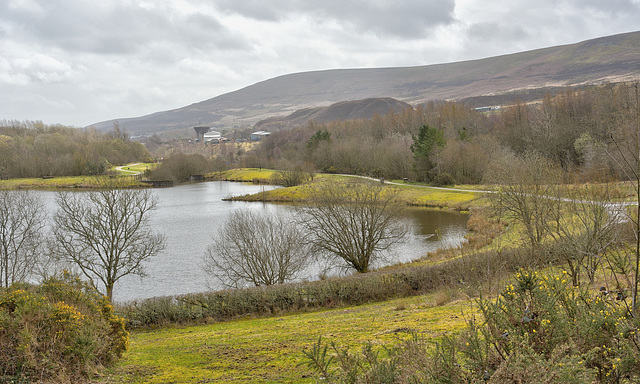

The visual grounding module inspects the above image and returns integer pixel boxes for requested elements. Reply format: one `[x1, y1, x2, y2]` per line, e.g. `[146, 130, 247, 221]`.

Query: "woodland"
[1, 82, 637, 187]
[139, 82, 640, 187]
[248, 83, 637, 185]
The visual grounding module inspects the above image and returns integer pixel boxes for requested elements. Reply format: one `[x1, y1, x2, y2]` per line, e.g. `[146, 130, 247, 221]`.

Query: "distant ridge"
[90, 31, 640, 136]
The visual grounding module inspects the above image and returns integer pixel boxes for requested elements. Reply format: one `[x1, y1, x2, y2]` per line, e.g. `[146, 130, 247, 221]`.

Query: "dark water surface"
[38, 182, 468, 303]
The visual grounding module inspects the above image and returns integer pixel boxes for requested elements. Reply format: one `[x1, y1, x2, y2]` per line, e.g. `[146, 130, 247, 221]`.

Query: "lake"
[38, 181, 468, 303]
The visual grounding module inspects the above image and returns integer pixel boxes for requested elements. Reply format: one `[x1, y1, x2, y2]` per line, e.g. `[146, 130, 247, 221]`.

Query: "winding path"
[114, 163, 142, 175]
[339, 174, 492, 194]
[341, 174, 636, 222]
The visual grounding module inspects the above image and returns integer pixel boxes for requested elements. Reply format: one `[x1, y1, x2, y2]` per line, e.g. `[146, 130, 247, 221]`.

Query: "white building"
[203, 130, 222, 143]
[250, 131, 271, 141]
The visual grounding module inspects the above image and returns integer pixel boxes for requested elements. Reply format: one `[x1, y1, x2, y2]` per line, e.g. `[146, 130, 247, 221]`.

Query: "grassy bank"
[208, 168, 277, 184]
[0, 163, 157, 190]
[0, 175, 150, 190]
[212, 168, 485, 210]
[102, 295, 473, 384]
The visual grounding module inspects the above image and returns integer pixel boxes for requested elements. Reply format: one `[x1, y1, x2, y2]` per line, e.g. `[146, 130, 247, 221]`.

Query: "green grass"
[0, 175, 146, 189]
[0, 163, 155, 189]
[208, 168, 278, 183]
[111, 163, 157, 175]
[101, 295, 473, 384]
[217, 169, 486, 209]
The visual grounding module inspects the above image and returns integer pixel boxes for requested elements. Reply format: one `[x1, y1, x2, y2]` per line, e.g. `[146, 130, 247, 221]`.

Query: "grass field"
[101, 295, 473, 384]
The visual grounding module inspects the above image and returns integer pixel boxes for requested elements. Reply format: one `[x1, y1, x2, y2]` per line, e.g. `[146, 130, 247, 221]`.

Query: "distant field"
[0, 175, 145, 189]
[0, 163, 157, 189]
[101, 295, 473, 384]
[208, 167, 277, 183]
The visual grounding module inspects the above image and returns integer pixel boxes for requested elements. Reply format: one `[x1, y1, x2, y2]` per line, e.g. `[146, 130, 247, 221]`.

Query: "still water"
[39, 182, 468, 303]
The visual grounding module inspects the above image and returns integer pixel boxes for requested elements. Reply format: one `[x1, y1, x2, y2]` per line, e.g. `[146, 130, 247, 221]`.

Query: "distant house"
[250, 131, 271, 141]
[204, 130, 222, 143]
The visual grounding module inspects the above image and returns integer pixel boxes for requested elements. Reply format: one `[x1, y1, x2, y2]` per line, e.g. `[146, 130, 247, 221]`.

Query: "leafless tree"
[605, 82, 640, 315]
[297, 181, 408, 273]
[548, 184, 621, 286]
[52, 184, 164, 301]
[203, 209, 309, 288]
[0, 190, 46, 287]
[271, 167, 311, 187]
[487, 149, 562, 259]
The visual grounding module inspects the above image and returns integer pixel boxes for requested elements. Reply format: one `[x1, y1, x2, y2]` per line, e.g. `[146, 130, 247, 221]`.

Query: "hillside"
[90, 31, 640, 136]
[253, 97, 411, 131]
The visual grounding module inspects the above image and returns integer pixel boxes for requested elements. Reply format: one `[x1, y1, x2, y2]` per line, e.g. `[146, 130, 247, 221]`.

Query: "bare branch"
[0, 190, 47, 287]
[297, 181, 408, 273]
[52, 182, 164, 301]
[203, 209, 309, 288]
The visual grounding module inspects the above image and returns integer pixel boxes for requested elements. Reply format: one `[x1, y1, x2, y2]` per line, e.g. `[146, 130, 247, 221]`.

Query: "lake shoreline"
[32, 181, 469, 303]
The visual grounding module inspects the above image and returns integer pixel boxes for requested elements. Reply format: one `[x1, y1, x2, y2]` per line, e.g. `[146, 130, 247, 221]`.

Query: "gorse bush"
[468, 269, 640, 383]
[0, 272, 128, 383]
[302, 269, 640, 383]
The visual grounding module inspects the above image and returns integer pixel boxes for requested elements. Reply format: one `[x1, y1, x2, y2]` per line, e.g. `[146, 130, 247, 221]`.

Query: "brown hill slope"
[90, 31, 640, 135]
[254, 98, 411, 131]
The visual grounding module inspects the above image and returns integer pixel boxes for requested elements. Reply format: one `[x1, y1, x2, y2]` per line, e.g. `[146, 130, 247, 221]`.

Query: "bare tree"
[487, 150, 562, 259]
[297, 181, 408, 273]
[606, 82, 640, 315]
[271, 166, 311, 187]
[548, 184, 621, 286]
[52, 184, 164, 301]
[203, 209, 309, 288]
[0, 190, 46, 287]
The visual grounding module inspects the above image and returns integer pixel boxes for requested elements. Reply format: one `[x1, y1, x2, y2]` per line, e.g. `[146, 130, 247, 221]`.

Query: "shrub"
[465, 269, 640, 383]
[431, 172, 455, 187]
[149, 152, 211, 183]
[0, 272, 128, 383]
[270, 168, 311, 187]
[302, 269, 640, 383]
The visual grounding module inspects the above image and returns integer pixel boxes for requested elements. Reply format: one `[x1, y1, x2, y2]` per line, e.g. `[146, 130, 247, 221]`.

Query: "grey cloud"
[576, 0, 640, 15]
[214, 0, 456, 38]
[213, 0, 282, 21]
[466, 23, 529, 44]
[0, 0, 250, 55]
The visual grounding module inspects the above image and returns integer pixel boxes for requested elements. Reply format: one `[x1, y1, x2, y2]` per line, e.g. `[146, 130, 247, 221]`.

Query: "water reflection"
[381, 208, 469, 267]
[33, 182, 469, 303]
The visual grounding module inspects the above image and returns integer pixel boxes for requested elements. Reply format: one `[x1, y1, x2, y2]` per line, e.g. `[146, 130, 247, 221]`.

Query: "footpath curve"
[338, 174, 635, 221]
[114, 163, 142, 175]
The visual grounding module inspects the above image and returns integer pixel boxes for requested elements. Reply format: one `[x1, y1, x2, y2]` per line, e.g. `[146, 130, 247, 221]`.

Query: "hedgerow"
[0, 272, 128, 383]
[118, 244, 541, 329]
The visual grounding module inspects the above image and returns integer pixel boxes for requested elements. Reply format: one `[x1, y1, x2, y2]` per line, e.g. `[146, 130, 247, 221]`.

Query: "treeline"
[248, 83, 640, 184]
[0, 120, 151, 178]
[148, 152, 226, 183]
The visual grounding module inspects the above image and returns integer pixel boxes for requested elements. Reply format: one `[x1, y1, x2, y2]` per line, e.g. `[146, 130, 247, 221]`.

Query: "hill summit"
[90, 31, 640, 136]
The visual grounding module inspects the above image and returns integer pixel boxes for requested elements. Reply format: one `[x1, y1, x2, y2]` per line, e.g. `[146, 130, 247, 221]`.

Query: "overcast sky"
[2, 0, 640, 127]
